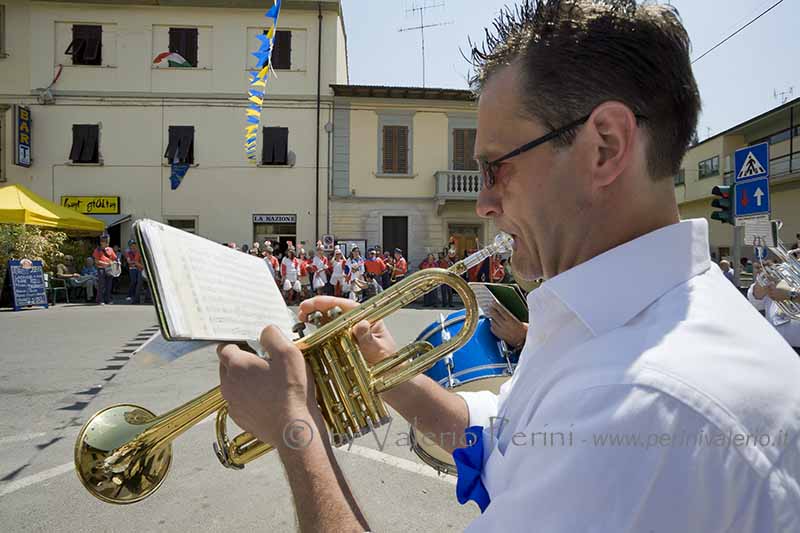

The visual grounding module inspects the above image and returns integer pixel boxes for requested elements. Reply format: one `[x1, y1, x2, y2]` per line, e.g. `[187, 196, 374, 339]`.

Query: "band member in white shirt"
[748, 260, 800, 355]
[310, 246, 329, 296]
[344, 247, 366, 301]
[280, 247, 302, 304]
[216, 2, 800, 531]
[328, 247, 348, 298]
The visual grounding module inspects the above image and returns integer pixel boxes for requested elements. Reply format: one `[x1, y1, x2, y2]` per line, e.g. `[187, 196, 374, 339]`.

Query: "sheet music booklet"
[134, 219, 294, 358]
[469, 282, 529, 323]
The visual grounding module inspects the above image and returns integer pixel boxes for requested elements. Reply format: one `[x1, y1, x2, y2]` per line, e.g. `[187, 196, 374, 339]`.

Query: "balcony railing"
[770, 152, 800, 178]
[435, 170, 482, 200]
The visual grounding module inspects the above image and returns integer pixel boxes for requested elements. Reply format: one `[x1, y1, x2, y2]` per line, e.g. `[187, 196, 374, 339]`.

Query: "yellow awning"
[0, 184, 105, 234]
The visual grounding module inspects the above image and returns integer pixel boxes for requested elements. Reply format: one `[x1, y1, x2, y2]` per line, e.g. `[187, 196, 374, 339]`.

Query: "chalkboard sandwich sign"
[7, 259, 49, 311]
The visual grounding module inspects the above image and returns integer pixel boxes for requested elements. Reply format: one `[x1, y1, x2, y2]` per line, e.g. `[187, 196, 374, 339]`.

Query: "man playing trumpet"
[218, 1, 800, 531]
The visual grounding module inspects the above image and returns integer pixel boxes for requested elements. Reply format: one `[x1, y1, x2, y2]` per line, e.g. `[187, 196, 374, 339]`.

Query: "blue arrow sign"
[734, 177, 770, 217]
[734, 142, 769, 183]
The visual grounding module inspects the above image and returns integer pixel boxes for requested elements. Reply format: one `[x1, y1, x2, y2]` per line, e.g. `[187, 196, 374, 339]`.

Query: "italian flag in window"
[152, 51, 192, 68]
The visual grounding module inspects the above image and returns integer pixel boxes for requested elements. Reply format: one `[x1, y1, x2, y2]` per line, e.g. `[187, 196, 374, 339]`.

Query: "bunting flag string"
[244, 0, 282, 162]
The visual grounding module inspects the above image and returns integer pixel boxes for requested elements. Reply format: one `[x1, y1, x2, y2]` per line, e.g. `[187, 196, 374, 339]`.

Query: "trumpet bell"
[74, 404, 172, 504]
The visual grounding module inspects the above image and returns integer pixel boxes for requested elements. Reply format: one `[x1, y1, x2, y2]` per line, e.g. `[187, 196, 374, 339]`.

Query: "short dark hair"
[470, 0, 700, 179]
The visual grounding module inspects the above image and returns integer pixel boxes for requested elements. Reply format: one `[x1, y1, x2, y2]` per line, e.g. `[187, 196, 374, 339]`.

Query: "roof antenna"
[773, 87, 794, 105]
[398, 1, 452, 88]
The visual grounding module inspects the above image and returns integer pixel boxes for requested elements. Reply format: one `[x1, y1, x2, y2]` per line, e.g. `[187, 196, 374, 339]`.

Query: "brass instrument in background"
[74, 234, 515, 504]
[756, 221, 800, 320]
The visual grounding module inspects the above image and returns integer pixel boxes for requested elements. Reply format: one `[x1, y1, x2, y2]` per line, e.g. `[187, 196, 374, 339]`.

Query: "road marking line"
[0, 432, 47, 446]
[0, 463, 74, 498]
[342, 445, 456, 485]
[0, 433, 454, 498]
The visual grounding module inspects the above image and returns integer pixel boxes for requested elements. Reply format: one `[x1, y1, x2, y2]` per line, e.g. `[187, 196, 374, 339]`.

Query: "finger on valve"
[298, 295, 359, 322]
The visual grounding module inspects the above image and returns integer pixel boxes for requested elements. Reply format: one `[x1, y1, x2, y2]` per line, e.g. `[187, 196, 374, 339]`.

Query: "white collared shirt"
[459, 219, 800, 532]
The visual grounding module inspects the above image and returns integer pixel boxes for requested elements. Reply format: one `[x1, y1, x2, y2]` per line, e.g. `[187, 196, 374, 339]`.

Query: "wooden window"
[453, 128, 478, 170]
[69, 124, 100, 163]
[168, 27, 198, 67]
[261, 127, 289, 165]
[66, 25, 102, 66]
[164, 126, 195, 165]
[382, 125, 409, 174]
[271, 30, 291, 70]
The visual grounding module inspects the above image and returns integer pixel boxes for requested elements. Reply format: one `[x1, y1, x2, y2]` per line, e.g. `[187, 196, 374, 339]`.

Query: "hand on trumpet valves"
[298, 296, 399, 365]
[217, 326, 323, 449]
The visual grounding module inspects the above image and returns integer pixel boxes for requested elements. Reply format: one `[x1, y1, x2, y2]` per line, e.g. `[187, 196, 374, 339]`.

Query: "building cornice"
[331, 84, 475, 102]
[33, 0, 341, 11]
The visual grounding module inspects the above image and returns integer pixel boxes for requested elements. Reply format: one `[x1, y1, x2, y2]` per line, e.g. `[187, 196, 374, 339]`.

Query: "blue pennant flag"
[453, 426, 491, 513]
[246, 115, 260, 125]
[266, 0, 281, 20]
[256, 33, 272, 48]
[169, 163, 190, 190]
[251, 50, 270, 65]
[248, 89, 265, 98]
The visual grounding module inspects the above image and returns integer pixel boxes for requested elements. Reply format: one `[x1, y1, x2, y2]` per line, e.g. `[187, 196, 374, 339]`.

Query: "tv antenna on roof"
[774, 87, 794, 105]
[399, 1, 452, 88]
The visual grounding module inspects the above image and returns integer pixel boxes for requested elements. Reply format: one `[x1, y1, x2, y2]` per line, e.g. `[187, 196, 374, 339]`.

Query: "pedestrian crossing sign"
[734, 142, 769, 182]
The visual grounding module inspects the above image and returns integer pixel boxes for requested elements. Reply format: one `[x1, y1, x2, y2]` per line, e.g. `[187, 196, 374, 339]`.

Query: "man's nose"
[476, 185, 502, 219]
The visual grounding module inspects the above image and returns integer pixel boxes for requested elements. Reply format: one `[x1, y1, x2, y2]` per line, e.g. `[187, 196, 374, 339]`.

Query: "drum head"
[410, 376, 509, 476]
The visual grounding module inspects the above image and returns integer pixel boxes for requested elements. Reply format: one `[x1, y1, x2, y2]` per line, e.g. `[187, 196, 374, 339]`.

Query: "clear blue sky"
[340, 0, 799, 141]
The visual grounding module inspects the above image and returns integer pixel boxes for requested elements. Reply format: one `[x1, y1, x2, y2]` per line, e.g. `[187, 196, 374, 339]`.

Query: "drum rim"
[438, 363, 513, 383]
[409, 373, 513, 476]
[416, 311, 484, 343]
[409, 423, 459, 476]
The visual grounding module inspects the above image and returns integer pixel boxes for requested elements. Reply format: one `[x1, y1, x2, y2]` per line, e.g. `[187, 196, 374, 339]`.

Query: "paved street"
[0, 302, 479, 532]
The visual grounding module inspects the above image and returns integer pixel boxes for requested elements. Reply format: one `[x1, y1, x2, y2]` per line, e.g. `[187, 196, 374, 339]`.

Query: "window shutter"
[80, 125, 99, 163]
[397, 126, 408, 174]
[465, 129, 477, 170]
[165, 126, 179, 161]
[184, 28, 198, 67]
[453, 128, 477, 170]
[261, 127, 288, 164]
[70, 25, 102, 65]
[262, 127, 275, 164]
[69, 125, 85, 162]
[272, 30, 291, 69]
[168, 27, 180, 55]
[274, 127, 288, 164]
[453, 129, 465, 170]
[177, 127, 194, 163]
[165, 126, 194, 164]
[382, 126, 393, 173]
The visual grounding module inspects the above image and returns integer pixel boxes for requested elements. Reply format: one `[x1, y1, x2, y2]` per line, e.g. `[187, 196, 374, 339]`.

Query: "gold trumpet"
[74, 234, 514, 504]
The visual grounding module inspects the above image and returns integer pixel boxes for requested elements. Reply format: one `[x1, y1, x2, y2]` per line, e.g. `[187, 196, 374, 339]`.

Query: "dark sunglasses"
[476, 113, 647, 189]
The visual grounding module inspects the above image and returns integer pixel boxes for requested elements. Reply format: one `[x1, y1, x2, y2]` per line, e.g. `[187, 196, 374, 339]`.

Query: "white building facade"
[0, 0, 348, 250]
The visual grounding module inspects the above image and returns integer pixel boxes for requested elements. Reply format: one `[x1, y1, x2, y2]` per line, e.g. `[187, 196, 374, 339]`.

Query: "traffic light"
[710, 185, 734, 225]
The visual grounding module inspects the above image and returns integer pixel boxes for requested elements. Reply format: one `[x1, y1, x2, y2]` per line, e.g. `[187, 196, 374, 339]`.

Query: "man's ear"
[585, 101, 638, 189]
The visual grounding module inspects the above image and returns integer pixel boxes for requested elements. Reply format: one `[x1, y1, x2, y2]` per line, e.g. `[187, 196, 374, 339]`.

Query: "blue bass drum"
[410, 309, 517, 475]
